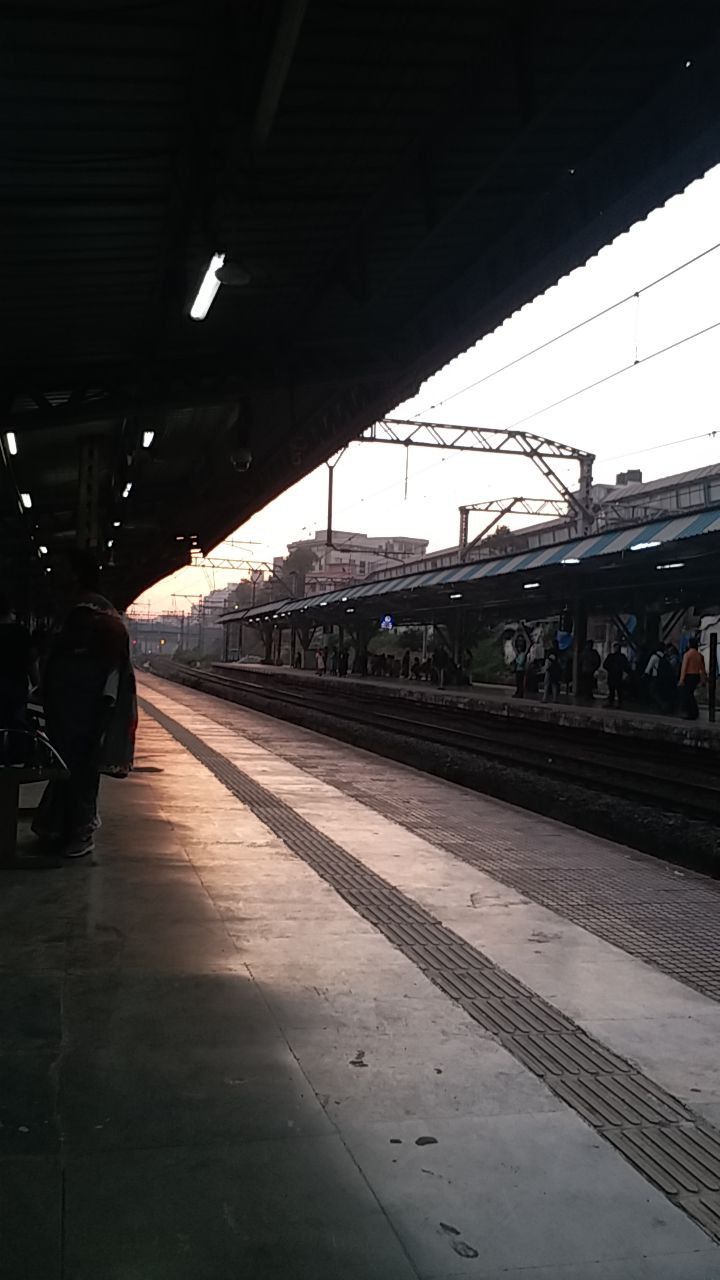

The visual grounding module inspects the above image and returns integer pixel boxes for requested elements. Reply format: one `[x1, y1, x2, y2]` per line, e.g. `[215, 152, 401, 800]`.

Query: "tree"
[481, 523, 512, 551]
[283, 545, 317, 597]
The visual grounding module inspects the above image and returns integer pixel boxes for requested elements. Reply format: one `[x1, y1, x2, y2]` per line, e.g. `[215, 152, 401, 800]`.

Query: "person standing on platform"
[578, 640, 601, 702]
[678, 637, 707, 720]
[645, 644, 676, 714]
[512, 636, 528, 699]
[315, 648, 326, 676]
[0, 594, 36, 730]
[33, 552, 136, 858]
[542, 647, 562, 703]
[603, 642, 631, 708]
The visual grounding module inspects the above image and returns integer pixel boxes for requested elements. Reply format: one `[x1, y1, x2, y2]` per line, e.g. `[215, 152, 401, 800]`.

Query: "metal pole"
[709, 633, 717, 723]
[578, 456, 595, 534]
[326, 462, 334, 546]
[459, 507, 469, 553]
[572, 598, 587, 698]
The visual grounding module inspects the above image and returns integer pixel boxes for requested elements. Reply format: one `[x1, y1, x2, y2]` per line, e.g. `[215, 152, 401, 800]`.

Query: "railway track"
[149, 662, 720, 825]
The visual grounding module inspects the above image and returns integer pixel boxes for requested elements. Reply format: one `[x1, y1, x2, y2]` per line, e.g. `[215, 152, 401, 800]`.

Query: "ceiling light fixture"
[113, 520, 121, 528]
[449, 592, 463, 600]
[630, 540, 661, 552]
[107, 539, 113, 549]
[523, 581, 540, 590]
[39, 545, 48, 555]
[656, 561, 684, 571]
[561, 557, 580, 565]
[142, 431, 155, 449]
[190, 252, 225, 320]
[122, 482, 132, 498]
[215, 262, 251, 286]
[20, 492, 32, 509]
[5, 432, 17, 456]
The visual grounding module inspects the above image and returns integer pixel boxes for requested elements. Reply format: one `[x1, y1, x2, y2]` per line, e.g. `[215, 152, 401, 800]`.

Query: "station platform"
[4, 670, 720, 1278]
[214, 660, 720, 753]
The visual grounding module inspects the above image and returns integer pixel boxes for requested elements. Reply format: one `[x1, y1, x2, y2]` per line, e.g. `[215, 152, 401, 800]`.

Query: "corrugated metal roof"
[7, 3, 720, 607]
[227, 506, 720, 622]
[606, 463, 720, 502]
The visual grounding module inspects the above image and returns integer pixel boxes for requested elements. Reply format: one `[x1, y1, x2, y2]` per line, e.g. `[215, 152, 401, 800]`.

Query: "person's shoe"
[58, 834, 95, 859]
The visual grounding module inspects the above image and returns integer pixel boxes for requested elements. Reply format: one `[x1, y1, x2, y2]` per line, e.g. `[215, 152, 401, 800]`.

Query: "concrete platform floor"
[3, 672, 720, 1279]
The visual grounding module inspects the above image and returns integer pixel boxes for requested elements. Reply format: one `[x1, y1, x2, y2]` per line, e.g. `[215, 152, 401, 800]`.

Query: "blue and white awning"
[227, 507, 720, 622]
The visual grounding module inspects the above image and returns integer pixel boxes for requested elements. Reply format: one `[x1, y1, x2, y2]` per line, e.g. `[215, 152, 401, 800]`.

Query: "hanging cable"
[410, 238, 720, 418]
[505, 316, 720, 431]
[598, 428, 719, 466]
[334, 316, 720, 519]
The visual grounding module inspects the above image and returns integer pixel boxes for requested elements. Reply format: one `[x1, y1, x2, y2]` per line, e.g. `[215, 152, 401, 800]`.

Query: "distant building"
[191, 584, 240, 620]
[274, 529, 428, 596]
[126, 612, 185, 655]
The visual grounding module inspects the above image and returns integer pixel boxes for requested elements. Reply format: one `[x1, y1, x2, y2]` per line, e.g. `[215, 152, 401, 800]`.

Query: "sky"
[134, 163, 720, 616]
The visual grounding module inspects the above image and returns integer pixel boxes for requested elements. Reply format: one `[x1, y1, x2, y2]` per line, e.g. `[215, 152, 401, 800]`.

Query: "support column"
[572, 598, 587, 696]
[644, 611, 661, 651]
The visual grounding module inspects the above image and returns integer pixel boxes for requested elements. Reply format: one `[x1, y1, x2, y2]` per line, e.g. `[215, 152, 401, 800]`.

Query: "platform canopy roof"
[3, 2, 720, 607]
[223, 509, 720, 627]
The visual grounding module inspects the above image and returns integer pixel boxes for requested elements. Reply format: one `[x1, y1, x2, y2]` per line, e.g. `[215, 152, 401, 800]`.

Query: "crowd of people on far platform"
[0, 552, 136, 860]
[512, 632, 709, 720]
[306, 629, 711, 720]
[311, 644, 468, 687]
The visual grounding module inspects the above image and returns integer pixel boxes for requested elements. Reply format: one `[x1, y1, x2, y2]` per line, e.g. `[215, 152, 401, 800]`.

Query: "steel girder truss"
[458, 496, 569, 552]
[359, 419, 595, 530]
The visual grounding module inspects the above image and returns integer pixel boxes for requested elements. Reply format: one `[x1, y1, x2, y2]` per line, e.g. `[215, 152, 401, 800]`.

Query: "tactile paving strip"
[143, 698, 720, 1242]
[140, 677, 720, 1002]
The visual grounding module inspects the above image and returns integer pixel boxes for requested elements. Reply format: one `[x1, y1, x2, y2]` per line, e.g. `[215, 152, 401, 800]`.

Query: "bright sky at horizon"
[135, 164, 720, 615]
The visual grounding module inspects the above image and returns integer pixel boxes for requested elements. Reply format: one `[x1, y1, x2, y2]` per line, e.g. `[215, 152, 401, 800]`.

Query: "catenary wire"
[410, 238, 720, 418]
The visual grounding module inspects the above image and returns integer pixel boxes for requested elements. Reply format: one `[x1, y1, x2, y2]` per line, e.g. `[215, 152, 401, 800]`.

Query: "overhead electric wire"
[331, 316, 720, 519]
[411, 237, 720, 418]
[599, 427, 719, 466]
[505, 316, 720, 431]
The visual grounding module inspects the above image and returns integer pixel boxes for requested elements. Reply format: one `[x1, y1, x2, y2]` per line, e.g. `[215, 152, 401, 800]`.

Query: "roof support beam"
[252, 0, 309, 151]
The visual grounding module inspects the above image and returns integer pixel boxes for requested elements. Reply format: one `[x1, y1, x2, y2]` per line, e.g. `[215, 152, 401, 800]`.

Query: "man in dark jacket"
[578, 640, 601, 702]
[603, 642, 631, 708]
